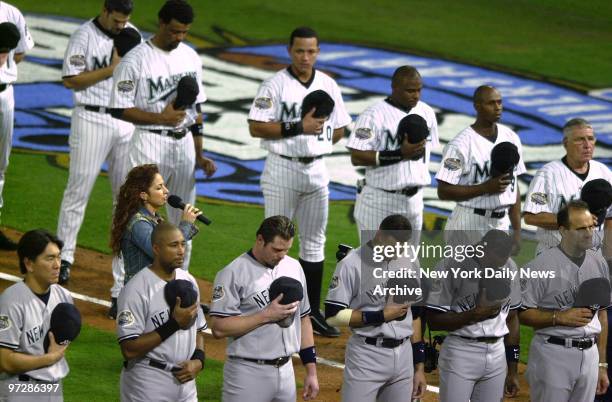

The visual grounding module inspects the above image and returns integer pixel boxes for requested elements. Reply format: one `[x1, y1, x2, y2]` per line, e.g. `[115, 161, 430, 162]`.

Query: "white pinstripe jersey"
[209, 251, 311, 359]
[521, 247, 610, 338]
[0, 1, 34, 84]
[116, 267, 207, 366]
[325, 247, 418, 339]
[248, 68, 352, 157]
[109, 40, 206, 130]
[436, 124, 527, 209]
[524, 160, 612, 251]
[347, 99, 440, 190]
[425, 257, 521, 338]
[0, 282, 72, 382]
[62, 18, 138, 106]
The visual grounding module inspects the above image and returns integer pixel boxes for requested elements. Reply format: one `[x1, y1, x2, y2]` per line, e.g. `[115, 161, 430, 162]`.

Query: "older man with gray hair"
[524, 117, 612, 256]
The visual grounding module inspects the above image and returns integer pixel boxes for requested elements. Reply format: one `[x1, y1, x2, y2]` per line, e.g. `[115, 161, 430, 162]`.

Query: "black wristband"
[505, 344, 520, 363]
[280, 121, 303, 138]
[299, 346, 317, 365]
[362, 310, 385, 326]
[191, 349, 205, 367]
[155, 317, 180, 341]
[189, 123, 203, 137]
[412, 341, 426, 364]
[379, 150, 403, 166]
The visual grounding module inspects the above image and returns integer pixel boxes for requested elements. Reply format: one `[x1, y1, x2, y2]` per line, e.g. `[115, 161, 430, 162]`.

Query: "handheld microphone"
[167, 195, 212, 225]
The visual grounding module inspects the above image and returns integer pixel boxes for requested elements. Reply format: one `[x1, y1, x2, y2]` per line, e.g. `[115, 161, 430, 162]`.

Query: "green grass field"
[5, 0, 611, 400]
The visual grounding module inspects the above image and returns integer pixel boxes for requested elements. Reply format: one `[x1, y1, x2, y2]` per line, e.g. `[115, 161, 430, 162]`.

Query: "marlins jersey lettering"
[0, 282, 72, 382]
[524, 160, 612, 253]
[209, 251, 311, 359]
[436, 124, 526, 209]
[110, 40, 206, 130]
[63, 19, 137, 105]
[0, 1, 34, 83]
[248, 68, 352, 157]
[116, 267, 207, 365]
[521, 247, 610, 338]
[347, 99, 440, 190]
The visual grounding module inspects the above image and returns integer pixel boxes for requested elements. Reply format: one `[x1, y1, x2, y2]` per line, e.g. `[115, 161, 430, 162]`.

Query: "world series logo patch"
[212, 285, 225, 302]
[443, 158, 461, 171]
[254, 97, 272, 109]
[0, 315, 10, 331]
[530, 192, 548, 205]
[117, 310, 135, 327]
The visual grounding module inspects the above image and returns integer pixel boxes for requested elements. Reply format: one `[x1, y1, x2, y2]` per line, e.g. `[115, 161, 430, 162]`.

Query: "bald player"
[324, 214, 427, 402]
[425, 230, 522, 402]
[210, 216, 319, 402]
[524, 118, 612, 256]
[436, 85, 525, 250]
[0, 230, 73, 401]
[348, 66, 439, 245]
[248, 26, 352, 337]
[520, 200, 610, 402]
[117, 222, 206, 402]
[0, 3, 34, 250]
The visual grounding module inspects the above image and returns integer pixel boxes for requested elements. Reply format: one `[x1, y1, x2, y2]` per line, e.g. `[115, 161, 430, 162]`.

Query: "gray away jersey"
[210, 252, 311, 360]
[347, 98, 440, 190]
[248, 68, 352, 157]
[117, 267, 207, 365]
[0, 1, 34, 84]
[521, 247, 610, 338]
[325, 246, 420, 339]
[436, 124, 526, 209]
[0, 282, 72, 382]
[425, 257, 522, 338]
[524, 160, 612, 252]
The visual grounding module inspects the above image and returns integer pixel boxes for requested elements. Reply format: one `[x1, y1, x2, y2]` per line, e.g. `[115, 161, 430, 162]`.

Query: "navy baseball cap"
[43, 303, 82, 351]
[164, 279, 198, 308]
[269, 276, 304, 304]
[301, 90, 335, 119]
[490, 142, 519, 177]
[0, 22, 20, 52]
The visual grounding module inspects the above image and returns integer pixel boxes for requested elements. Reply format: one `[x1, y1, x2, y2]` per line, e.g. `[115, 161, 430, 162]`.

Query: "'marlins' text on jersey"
[147, 71, 197, 103]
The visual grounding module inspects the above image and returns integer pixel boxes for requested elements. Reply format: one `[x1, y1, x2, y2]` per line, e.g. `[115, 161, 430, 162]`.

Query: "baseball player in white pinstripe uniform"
[0, 230, 73, 402]
[110, 0, 216, 274]
[0, 3, 34, 250]
[436, 86, 526, 250]
[348, 66, 439, 245]
[248, 26, 352, 337]
[426, 230, 522, 402]
[524, 118, 612, 256]
[520, 200, 610, 402]
[57, 1, 136, 319]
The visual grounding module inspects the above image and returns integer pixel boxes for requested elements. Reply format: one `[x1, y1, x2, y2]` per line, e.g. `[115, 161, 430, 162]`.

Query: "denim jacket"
[121, 207, 199, 283]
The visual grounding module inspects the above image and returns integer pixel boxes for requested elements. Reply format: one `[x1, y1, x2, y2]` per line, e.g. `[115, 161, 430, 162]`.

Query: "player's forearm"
[62, 67, 114, 90]
[193, 135, 204, 157]
[332, 127, 345, 144]
[209, 313, 269, 339]
[598, 309, 607, 363]
[119, 332, 164, 360]
[517, 308, 555, 330]
[13, 52, 25, 64]
[437, 180, 488, 201]
[0, 348, 61, 374]
[411, 317, 423, 343]
[300, 316, 315, 348]
[248, 120, 284, 139]
[509, 191, 522, 232]
[523, 212, 558, 230]
[119, 108, 166, 125]
[505, 310, 520, 345]
[349, 149, 377, 166]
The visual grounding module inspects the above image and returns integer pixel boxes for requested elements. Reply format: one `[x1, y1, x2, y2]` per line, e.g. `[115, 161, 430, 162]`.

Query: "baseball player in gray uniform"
[520, 200, 610, 402]
[348, 66, 439, 245]
[209, 216, 319, 402]
[524, 118, 612, 256]
[117, 222, 206, 402]
[57, 0, 136, 316]
[110, 0, 216, 273]
[0, 3, 34, 250]
[248, 26, 352, 338]
[425, 230, 522, 402]
[436, 86, 526, 250]
[325, 214, 427, 402]
[0, 230, 74, 401]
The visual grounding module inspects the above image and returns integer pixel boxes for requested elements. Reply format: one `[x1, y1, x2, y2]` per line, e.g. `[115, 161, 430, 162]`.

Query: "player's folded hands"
[263, 293, 299, 323]
[173, 360, 202, 383]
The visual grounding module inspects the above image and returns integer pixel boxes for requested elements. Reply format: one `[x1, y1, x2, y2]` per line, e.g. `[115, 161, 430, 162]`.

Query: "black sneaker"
[0, 230, 17, 251]
[59, 260, 71, 285]
[311, 310, 340, 337]
[108, 297, 118, 320]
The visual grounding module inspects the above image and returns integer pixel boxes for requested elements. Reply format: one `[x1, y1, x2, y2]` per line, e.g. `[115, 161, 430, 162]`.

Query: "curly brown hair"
[110, 164, 160, 255]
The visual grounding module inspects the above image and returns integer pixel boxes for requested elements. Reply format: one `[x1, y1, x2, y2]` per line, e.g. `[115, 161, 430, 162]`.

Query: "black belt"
[382, 186, 420, 197]
[0, 83, 9, 93]
[458, 335, 502, 344]
[364, 336, 409, 349]
[547, 336, 596, 350]
[231, 355, 291, 367]
[278, 154, 322, 164]
[18, 374, 56, 383]
[474, 208, 506, 219]
[147, 129, 188, 140]
[83, 105, 111, 114]
[148, 358, 181, 372]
